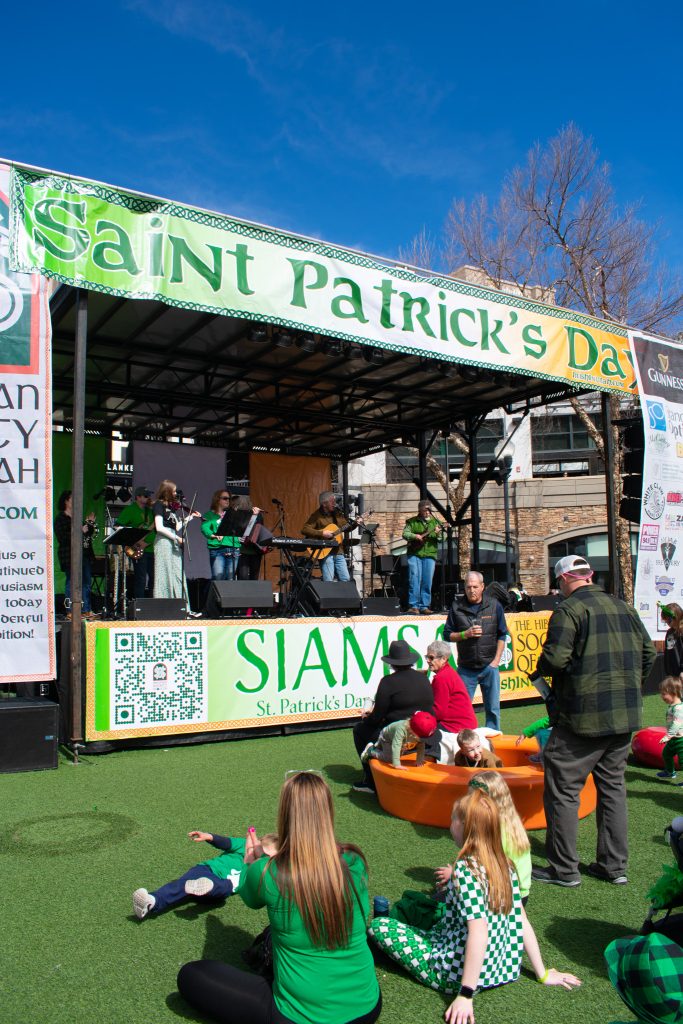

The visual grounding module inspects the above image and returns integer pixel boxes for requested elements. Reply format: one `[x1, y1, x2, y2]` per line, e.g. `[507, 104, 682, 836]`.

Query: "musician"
[152, 480, 200, 601]
[116, 486, 155, 598]
[201, 490, 240, 581]
[402, 500, 441, 614]
[233, 496, 265, 581]
[301, 491, 353, 583]
[54, 490, 97, 619]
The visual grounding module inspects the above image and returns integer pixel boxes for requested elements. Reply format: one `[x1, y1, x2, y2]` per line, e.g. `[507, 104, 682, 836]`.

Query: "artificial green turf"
[0, 695, 674, 1024]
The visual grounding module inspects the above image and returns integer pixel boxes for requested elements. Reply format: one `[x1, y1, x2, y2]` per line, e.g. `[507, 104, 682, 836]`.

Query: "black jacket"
[444, 593, 505, 669]
[366, 667, 433, 729]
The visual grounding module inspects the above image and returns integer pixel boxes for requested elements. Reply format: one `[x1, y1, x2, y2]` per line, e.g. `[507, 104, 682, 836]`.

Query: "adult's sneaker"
[132, 888, 156, 919]
[352, 779, 376, 794]
[531, 865, 581, 887]
[586, 862, 627, 885]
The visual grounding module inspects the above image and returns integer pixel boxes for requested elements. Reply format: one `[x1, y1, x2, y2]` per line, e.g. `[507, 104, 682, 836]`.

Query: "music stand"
[104, 528, 147, 618]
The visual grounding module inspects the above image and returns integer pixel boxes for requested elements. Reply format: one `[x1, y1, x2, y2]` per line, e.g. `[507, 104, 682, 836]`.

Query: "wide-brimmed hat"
[554, 554, 592, 578]
[604, 932, 683, 1024]
[381, 640, 419, 667]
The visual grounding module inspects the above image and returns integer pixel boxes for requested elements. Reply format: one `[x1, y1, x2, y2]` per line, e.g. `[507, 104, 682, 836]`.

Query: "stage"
[81, 611, 551, 747]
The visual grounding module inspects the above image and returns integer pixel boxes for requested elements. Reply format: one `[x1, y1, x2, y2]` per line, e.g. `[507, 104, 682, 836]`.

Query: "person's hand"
[188, 830, 213, 842]
[469, 625, 483, 638]
[434, 865, 452, 889]
[176, 536, 184, 546]
[490, 659, 500, 668]
[540, 968, 581, 990]
[660, 736, 668, 744]
[244, 828, 264, 864]
[251, 507, 262, 516]
[515, 734, 524, 746]
[444, 994, 475, 1024]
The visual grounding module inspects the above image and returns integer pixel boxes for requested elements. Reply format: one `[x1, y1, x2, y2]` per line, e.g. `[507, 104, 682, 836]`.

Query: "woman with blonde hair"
[152, 479, 199, 601]
[368, 789, 579, 1023]
[178, 772, 381, 1024]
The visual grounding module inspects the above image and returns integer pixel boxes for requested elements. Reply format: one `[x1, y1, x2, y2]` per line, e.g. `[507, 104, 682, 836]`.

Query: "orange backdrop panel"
[248, 452, 332, 585]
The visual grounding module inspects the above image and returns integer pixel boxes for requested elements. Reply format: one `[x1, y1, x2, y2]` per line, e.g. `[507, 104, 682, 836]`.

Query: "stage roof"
[49, 285, 590, 461]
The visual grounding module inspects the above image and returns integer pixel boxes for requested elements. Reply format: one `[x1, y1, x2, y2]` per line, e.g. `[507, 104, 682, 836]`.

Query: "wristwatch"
[459, 985, 475, 999]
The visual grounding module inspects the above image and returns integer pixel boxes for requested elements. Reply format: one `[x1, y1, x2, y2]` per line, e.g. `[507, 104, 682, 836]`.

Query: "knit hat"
[409, 711, 437, 738]
[554, 554, 593, 578]
[604, 932, 683, 1024]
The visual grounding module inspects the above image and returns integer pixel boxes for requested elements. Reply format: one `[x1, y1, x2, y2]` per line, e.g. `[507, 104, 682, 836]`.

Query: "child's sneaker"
[657, 770, 677, 779]
[360, 743, 375, 764]
[132, 888, 156, 919]
[185, 876, 215, 897]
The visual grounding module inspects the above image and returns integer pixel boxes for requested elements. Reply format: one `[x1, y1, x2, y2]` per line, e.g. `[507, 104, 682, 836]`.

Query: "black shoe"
[585, 862, 627, 885]
[352, 779, 376, 794]
[531, 865, 581, 887]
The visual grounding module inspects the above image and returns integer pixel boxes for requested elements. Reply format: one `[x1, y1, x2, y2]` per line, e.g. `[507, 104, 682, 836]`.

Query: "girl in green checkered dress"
[368, 790, 581, 1022]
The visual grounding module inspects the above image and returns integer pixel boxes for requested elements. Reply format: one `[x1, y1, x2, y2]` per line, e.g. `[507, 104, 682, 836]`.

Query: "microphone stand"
[273, 502, 286, 610]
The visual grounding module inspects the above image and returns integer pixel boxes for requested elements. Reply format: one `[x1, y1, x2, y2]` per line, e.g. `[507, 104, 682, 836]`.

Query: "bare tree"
[445, 123, 683, 602]
[397, 227, 440, 273]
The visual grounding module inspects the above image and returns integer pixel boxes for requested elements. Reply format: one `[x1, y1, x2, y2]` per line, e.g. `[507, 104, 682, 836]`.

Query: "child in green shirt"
[361, 711, 437, 769]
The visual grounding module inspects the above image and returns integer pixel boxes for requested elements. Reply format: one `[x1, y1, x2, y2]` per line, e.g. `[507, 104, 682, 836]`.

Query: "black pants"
[177, 960, 382, 1024]
[237, 551, 263, 580]
[353, 718, 382, 786]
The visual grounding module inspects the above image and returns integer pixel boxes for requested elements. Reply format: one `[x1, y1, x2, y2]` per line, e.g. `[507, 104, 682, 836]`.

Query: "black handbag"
[241, 925, 274, 981]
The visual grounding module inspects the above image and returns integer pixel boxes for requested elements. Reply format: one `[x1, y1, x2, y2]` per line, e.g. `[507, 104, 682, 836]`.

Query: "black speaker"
[127, 598, 187, 620]
[530, 595, 563, 612]
[205, 581, 274, 616]
[363, 596, 402, 616]
[374, 555, 397, 574]
[306, 580, 362, 611]
[0, 699, 58, 773]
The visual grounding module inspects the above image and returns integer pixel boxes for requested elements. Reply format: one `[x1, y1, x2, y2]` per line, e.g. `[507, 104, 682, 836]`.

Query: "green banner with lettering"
[9, 164, 634, 394]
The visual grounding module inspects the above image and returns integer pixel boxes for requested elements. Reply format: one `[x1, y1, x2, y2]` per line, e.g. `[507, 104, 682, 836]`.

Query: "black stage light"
[275, 331, 293, 348]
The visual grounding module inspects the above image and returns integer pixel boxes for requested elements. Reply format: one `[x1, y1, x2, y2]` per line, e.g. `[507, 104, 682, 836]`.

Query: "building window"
[531, 412, 602, 477]
[548, 531, 637, 593]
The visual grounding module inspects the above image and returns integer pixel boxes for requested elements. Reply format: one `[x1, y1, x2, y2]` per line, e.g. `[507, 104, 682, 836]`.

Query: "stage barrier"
[84, 611, 551, 743]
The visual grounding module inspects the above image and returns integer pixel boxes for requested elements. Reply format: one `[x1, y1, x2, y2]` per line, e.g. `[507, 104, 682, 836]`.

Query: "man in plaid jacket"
[531, 555, 656, 888]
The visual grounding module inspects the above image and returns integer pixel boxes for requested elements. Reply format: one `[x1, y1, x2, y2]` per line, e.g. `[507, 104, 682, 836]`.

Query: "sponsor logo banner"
[632, 332, 683, 637]
[85, 613, 551, 739]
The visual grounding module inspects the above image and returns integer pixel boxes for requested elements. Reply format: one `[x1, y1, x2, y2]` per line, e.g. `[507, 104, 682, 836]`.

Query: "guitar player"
[402, 499, 442, 614]
[301, 491, 363, 582]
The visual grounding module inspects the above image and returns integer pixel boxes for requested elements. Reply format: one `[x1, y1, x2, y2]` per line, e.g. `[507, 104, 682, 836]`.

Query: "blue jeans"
[150, 864, 235, 914]
[65, 558, 92, 614]
[457, 663, 501, 730]
[209, 548, 239, 581]
[321, 551, 350, 582]
[407, 555, 435, 610]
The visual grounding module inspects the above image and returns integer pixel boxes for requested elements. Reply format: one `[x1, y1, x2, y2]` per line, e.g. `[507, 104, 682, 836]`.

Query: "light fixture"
[116, 486, 132, 503]
[275, 331, 293, 348]
[363, 346, 383, 365]
[249, 326, 268, 343]
[298, 334, 318, 353]
[322, 338, 342, 356]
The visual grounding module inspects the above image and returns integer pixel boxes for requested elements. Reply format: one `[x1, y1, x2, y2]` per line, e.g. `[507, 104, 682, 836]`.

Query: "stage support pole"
[467, 418, 481, 569]
[602, 392, 622, 598]
[417, 431, 428, 500]
[69, 289, 88, 752]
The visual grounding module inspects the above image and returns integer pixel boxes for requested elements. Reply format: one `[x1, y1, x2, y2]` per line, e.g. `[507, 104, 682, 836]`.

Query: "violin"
[169, 500, 202, 519]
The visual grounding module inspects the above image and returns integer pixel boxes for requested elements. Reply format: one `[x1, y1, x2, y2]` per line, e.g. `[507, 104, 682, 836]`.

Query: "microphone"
[272, 498, 283, 506]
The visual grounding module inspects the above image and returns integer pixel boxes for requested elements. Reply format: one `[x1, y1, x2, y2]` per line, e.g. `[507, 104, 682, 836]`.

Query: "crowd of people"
[123, 550, 680, 1024]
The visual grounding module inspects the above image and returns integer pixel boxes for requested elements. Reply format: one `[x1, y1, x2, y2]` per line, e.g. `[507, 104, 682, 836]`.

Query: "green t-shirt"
[239, 851, 379, 1024]
[115, 502, 155, 546]
[198, 836, 246, 882]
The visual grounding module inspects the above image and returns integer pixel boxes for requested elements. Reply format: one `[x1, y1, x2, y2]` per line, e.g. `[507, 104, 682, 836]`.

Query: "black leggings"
[177, 960, 382, 1024]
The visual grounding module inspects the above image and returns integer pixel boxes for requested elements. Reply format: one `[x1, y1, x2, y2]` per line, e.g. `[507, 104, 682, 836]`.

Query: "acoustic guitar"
[307, 509, 374, 561]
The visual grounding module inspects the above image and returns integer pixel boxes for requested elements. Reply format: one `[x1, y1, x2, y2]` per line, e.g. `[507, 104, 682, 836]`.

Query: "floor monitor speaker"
[0, 699, 58, 773]
[363, 597, 402, 616]
[127, 598, 187, 620]
[306, 580, 362, 612]
[206, 581, 274, 615]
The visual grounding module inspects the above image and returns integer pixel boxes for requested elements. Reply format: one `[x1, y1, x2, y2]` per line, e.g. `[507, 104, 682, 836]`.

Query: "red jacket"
[431, 663, 477, 732]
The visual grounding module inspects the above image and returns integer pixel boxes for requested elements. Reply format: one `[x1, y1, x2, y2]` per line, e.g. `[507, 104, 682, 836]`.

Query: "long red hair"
[452, 789, 513, 915]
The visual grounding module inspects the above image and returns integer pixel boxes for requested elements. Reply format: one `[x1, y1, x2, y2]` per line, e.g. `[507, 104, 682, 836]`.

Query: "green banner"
[9, 164, 634, 394]
[85, 614, 549, 741]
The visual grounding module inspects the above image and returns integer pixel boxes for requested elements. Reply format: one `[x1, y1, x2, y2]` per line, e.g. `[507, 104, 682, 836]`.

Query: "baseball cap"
[554, 555, 592, 578]
[134, 486, 152, 498]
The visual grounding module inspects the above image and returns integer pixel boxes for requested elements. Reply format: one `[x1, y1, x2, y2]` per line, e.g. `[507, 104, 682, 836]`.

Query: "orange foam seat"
[369, 734, 597, 830]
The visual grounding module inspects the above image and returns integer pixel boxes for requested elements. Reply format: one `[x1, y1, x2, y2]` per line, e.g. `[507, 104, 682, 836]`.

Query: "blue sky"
[2, 1, 682, 275]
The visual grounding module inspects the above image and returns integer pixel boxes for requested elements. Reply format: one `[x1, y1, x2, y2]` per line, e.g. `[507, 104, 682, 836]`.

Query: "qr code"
[110, 628, 208, 729]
